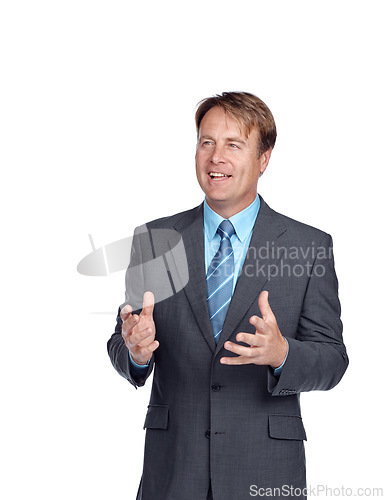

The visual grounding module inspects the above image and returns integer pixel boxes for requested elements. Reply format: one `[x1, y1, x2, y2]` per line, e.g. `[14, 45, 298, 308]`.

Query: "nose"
[211, 144, 226, 165]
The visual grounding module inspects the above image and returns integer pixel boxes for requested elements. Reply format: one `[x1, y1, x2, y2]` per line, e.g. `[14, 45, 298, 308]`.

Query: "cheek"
[195, 153, 208, 175]
[195, 159, 202, 175]
[195, 150, 205, 165]
[195, 160, 205, 184]
[243, 160, 260, 182]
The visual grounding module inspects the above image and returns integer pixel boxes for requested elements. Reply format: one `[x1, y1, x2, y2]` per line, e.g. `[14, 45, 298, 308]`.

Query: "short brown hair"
[195, 91, 277, 156]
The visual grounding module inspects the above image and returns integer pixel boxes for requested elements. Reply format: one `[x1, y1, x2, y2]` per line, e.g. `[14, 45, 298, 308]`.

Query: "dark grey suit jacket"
[107, 196, 348, 500]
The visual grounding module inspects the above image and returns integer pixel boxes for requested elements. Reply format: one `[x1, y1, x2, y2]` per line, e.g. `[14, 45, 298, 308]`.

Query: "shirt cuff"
[273, 337, 289, 377]
[128, 350, 151, 371]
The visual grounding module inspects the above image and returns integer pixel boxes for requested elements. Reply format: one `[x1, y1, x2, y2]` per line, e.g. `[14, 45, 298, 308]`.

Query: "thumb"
[141, 291, 155, 317]
[258, 290, 274, 320]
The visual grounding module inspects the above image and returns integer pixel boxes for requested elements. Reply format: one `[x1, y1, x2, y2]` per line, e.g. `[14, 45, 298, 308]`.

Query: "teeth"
[209, 172, 229, 178]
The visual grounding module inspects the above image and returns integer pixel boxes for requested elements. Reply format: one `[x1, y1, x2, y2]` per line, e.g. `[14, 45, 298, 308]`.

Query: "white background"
[1, 1, 383, 499]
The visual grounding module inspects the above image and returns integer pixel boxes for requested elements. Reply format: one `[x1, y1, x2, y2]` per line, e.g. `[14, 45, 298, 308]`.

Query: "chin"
[206, 196, 230, 209]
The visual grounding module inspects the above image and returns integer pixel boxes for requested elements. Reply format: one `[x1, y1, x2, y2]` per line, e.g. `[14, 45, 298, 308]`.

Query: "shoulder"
[260, 197, 332, 246]
[130, 204, 202, 261]
[137, 204, 203, 231]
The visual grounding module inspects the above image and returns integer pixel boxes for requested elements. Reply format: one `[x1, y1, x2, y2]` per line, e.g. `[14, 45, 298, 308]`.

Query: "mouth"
[208, 172, 232, 180]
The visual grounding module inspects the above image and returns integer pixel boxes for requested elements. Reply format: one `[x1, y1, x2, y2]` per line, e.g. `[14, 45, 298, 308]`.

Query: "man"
[107, 92, 348, 500]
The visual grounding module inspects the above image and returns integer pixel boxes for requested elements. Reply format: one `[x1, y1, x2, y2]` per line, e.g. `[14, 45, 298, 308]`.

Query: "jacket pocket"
[143, 404, 169, 430]
[268, 414, 307, 441]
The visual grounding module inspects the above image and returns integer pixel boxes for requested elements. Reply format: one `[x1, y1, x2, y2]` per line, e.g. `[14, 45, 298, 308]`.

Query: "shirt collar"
[203, 194, 260, 243]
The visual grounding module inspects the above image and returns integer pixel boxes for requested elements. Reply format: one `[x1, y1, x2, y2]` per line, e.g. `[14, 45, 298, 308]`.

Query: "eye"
[229, 143, 239, 149]
[202, 140, 213, 146]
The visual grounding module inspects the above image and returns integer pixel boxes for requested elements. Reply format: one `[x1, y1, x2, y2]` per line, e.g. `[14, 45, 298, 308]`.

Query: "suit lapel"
[215, 197, 287, 354]
[171, 204, 216, 352]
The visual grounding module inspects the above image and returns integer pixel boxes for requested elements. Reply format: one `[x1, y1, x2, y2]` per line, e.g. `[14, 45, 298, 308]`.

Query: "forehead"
[198, 106, 256, 141]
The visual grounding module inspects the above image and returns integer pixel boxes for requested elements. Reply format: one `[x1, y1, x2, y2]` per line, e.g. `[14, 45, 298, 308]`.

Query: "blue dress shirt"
[203, 195, 260, 291]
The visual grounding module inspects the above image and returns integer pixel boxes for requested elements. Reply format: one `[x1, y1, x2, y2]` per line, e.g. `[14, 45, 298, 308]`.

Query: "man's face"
[195, 106, 271, 218]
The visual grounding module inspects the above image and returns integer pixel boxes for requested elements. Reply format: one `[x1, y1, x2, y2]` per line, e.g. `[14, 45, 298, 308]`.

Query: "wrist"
[270, 336, 288, 369]
[130, 352, 150, 366]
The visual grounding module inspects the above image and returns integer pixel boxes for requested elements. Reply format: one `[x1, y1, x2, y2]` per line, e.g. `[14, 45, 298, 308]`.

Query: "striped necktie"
[206, 220, 235, 343]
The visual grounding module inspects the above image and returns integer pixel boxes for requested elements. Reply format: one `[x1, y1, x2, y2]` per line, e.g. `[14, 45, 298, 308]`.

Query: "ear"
[259, 148, 272, 175]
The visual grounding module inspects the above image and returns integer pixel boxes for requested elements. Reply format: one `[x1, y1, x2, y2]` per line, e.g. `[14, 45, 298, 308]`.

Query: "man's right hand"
[120, 291, 159, 365]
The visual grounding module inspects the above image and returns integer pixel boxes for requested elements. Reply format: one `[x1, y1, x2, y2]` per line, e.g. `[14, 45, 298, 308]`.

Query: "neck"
[205, 196, 257, 219]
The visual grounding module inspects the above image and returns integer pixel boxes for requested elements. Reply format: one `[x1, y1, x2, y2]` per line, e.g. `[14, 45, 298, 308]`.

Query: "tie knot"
[217, 220, 235, 240]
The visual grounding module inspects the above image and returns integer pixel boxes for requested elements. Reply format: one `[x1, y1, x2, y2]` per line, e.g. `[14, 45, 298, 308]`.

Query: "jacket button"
[212, 384, 221, 392]
[205, 430, 211, 439]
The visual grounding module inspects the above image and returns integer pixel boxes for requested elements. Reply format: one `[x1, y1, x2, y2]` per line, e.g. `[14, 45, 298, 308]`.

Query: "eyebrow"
[227, 137, 247, 145]
[200, 135, 247, 145]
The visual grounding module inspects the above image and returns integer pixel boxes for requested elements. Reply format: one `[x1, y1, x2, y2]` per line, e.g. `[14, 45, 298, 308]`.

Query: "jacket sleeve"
[107, 226, 154, 389]
[268, 233, 349, 396]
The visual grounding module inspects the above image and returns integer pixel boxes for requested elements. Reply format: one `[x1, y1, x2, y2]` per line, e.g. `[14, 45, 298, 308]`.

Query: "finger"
[249, 315, 269, 334]
[224, 341, 259, 357]
[135, 328, 156, 348]
[220, 355, 254, 365]
[141, 291, 155, 317]
[122, 314, 139, 338]
[235, 332, 265, 347]
[132, 340, 160, 358]
[120, 304, 132, 322]
[126, 326, 153, 347]
[258, 291, 275, 321]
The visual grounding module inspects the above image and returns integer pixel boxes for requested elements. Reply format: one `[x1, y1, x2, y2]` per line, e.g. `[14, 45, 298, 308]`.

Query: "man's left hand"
[221, 291, 288, 369]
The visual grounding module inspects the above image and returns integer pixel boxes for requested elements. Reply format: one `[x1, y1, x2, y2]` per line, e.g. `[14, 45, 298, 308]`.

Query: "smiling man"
[195, 104, 271, 219]
[107, 92, 348, 500]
